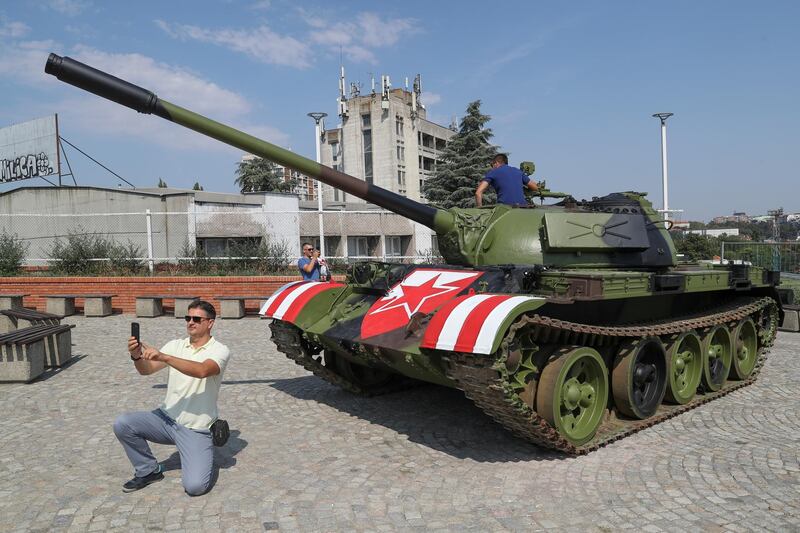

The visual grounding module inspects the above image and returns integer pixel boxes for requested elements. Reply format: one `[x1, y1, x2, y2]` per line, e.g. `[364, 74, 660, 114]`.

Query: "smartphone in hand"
[131, 322, 140, 347]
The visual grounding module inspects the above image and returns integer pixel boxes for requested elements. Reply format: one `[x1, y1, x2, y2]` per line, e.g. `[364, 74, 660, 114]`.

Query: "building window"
[197, 237, 260, 257]
[386, 236, 402, 257]
[397, 169, 406, 186]
[347, 236, 371, 257]
[395, 116, 404, 136]
[363, 129, 373, 184]
[396, 145, 405, 161]
[362, 113, 371, 129]
[330, 141, 340, 161]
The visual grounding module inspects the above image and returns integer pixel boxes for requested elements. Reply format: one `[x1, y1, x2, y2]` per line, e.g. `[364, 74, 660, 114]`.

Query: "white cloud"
[249, 0, 270, 10]
[0, 39, 59, 85]
[46, 0, 91, 16]
[155, 20, 312, 68]
[355, 12, 415, 47]
[0, 20, 30, 38]
[424, 92, 441, 106]
[70, 45, 251, 116]
[156, 10, 418, 69]
[0, 41, 289, 151]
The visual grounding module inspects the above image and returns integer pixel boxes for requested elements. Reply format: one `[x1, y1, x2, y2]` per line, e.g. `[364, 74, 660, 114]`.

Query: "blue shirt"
[298, 257, 320, 281]
[482, 164, 530, 206]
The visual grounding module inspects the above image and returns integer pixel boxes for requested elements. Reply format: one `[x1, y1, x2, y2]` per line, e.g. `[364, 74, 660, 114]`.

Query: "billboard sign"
[0, 115, 60, 184]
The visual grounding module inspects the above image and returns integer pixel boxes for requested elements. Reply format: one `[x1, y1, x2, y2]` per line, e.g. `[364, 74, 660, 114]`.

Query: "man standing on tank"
[475, 154, 538, 207]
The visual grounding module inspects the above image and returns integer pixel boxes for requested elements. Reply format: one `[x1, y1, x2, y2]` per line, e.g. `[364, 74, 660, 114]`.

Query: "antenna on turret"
[370, 73, 375, 95]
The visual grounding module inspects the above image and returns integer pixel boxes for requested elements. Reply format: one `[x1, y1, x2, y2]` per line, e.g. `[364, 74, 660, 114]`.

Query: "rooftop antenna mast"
[337, 63, 348, 118]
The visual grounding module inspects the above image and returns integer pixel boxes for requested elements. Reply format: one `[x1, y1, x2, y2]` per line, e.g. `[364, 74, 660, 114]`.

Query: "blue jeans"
[113, 409, 214, 496]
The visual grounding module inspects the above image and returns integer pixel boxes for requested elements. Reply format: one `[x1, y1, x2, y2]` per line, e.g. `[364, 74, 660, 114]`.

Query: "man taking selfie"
[113, 300, 231, 495]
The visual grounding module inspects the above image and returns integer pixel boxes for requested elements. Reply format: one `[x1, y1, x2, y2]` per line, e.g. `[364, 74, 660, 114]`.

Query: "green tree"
[674, 233, 720, 261]
[422, 100, 498, 208]
[235, 157, 296, 193]
[157, 178, 168, 188]
[192, 182, 204, 191]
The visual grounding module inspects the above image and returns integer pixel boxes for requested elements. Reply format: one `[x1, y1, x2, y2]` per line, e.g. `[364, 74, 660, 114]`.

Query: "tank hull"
[264, 261, 780, 453]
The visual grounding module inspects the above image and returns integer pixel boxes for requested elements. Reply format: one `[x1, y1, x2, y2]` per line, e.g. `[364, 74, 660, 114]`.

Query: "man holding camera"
[298, 242, 322, 281]
[114, 300, 231, 495]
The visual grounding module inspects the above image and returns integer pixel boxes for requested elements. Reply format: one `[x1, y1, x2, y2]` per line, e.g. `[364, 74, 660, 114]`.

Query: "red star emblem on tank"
[360, 269, 483, 339]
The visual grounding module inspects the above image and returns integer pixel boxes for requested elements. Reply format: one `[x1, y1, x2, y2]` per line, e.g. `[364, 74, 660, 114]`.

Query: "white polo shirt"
[158, 336, 231, 430]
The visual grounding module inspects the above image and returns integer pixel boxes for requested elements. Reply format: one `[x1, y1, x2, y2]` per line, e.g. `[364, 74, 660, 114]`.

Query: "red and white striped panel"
[421, 294, 545, 354]
[259, 281, 343, 323]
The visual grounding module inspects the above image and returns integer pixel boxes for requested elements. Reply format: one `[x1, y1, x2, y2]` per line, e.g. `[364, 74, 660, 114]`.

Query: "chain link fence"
[722, 241, 800, 298]
[0, 210, 439, 271]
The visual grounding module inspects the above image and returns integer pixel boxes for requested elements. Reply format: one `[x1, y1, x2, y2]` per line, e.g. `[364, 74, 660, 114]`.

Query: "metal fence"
[721, 241, 800, 274]
[0, 210, 438, 269]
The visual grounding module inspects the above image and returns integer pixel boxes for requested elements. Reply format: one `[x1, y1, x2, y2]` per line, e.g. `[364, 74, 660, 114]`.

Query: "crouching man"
[113, 300, 230, 495]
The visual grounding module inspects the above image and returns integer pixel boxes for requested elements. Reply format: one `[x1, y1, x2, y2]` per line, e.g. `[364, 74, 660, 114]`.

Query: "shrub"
[0, 231, 28, 276]
[49, 229, 111, 275]
[106, 242, 147, 275]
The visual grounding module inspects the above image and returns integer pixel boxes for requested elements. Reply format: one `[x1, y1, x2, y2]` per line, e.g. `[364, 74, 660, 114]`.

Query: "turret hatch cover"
[543, 212, 650, 251]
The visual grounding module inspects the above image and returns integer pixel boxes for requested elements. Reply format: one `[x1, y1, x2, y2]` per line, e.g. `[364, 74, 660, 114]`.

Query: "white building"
[320, 73, 455, 205]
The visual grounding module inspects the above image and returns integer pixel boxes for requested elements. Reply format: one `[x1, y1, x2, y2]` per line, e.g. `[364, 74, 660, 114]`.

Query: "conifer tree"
[235, 157, 296, 193]
[157, 178, 168, 188]
[422, 100, 498, 208]
[192, 182, 204, 191]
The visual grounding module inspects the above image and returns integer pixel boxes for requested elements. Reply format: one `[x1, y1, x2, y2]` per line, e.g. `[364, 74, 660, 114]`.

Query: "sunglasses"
[184, 315, 210, 323]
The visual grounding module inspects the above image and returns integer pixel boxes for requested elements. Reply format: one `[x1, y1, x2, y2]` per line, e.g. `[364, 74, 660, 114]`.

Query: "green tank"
[46, 53, 782, 453]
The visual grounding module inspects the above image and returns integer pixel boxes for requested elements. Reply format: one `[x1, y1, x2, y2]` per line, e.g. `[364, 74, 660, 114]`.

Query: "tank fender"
[260, 281, 345, 325]
[421, 294, 547, 355]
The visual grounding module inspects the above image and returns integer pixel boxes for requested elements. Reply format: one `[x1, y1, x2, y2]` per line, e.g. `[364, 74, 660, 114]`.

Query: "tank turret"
[45, 53, 676, 269]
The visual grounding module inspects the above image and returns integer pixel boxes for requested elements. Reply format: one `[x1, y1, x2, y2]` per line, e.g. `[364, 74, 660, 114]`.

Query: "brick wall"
[0, 275, 344, 315]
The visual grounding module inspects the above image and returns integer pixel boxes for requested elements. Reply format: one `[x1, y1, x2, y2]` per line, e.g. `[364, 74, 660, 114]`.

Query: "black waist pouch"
[210, 419, 229, 447]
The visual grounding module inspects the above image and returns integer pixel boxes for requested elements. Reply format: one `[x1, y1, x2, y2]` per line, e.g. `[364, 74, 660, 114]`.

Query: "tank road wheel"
[323, 350, 396, 391]
[700, 325, 733, 392]
[536, 347, 608, 447]
[612, 337, 668, 419]
[730, 318, 758, 380]
[664, 331, 703, 405]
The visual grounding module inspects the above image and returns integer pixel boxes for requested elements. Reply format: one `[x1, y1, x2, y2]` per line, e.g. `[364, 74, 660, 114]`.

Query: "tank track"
[442, 296, 779, 455]
[269, 320, 413, 397]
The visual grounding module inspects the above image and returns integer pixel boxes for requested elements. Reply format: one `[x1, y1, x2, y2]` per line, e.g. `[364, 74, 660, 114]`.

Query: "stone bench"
[135, 295, 201, 318]
[779, 304, 800, 333]
[45, 294, 115, 317]
[0, 308, 61, 334]
[0, 294, 29, 311]
[0, 323, 75, 382]
[216, 296, 272, 319]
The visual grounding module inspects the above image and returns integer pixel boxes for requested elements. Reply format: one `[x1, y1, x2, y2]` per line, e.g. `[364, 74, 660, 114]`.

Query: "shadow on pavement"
[160, 429, 248, 478]
[34, 354, 88, 382]
[268, 375, 566, 463]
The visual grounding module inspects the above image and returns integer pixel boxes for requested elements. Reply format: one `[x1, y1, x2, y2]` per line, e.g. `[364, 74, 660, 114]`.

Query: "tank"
[46, 53, 783, 453]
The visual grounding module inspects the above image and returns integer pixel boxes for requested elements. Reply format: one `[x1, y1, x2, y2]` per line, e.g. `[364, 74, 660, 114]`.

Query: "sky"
[0, 0, 798, 221]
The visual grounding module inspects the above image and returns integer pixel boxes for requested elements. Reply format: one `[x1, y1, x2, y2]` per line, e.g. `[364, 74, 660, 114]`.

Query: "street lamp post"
[652, 112, 673, 221]
[307, 112, 328, 258]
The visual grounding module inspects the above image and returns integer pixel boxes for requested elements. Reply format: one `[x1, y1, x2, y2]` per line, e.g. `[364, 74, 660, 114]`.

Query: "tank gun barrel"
[44, 53, 452, 232]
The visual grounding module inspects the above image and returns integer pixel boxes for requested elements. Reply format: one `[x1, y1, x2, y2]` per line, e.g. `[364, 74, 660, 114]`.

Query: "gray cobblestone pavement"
[1, 315, 799, 532]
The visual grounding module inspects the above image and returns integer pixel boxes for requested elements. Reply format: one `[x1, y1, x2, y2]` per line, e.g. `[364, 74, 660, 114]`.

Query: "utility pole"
[307, 112, 328, 258]
[652, 113, 674, 221]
